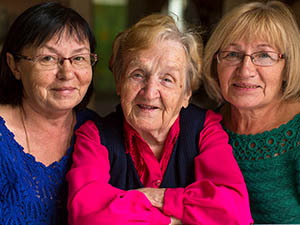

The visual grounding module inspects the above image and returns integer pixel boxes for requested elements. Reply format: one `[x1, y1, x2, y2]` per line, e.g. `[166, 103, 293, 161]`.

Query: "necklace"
[19, 106, 76, 155]
[20, 106, 31, 153]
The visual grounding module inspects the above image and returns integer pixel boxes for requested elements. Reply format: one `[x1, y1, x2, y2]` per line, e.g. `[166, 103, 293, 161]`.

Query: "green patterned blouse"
[224, 114, 300, 224]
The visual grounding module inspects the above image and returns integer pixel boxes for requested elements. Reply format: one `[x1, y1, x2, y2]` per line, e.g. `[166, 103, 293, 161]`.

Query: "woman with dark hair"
[0, 2, 98, 224]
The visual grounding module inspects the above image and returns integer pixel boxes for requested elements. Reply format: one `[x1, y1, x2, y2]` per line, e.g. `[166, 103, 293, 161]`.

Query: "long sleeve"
[162, 110, 253, 225]
[66, 121, 171, 225]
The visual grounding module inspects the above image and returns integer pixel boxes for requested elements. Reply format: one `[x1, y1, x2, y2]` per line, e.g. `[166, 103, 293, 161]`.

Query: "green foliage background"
[93, 3, 127, 94]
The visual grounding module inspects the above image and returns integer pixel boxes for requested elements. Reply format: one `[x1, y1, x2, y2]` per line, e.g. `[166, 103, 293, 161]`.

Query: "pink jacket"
[67, 110, 253, 225]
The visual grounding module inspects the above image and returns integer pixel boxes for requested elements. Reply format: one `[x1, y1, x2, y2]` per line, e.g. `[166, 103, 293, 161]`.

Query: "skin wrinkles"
[218, 39, 285, 111]
[34, 45, 91, 57]
[118, 39, 190, 154]
[11, 31, 92, 118]
[218, 39, 289, 134]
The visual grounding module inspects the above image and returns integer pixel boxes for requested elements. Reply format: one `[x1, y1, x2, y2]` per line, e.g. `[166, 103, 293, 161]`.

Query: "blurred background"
[1, 0, 300, 115]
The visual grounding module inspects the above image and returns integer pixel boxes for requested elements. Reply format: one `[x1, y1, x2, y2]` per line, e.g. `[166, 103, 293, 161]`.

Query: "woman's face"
[217, 39, 285, 111]
[12, 31, 92, 114]
[117, 39, 191, 135]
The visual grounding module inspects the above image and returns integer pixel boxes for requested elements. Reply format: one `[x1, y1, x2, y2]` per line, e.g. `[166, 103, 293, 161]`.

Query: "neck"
[19, 103, 75, 159]
[137, 128, 169, 161]
[222, 101, 300, 135]
[21, 102, 75, 130]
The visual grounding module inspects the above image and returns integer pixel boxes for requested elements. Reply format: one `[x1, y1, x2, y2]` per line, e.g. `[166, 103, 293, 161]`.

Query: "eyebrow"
[128, 56, 182, 71]
[227, 43, 275, 49]
[127, 58, 148, 72]
[40, 45, 90, 55]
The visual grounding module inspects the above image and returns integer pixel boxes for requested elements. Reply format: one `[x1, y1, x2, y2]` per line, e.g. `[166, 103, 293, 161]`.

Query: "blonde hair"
[109, 14, 203, 94]
[203, 1, 300, 106]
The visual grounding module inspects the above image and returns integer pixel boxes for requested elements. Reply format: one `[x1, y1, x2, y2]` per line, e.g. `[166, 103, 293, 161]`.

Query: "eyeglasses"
[216, 51, 285, 67]
[14, 53, 98, 70]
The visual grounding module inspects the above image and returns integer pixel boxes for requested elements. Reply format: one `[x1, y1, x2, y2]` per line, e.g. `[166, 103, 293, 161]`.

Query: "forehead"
[24, 33, 90, 55]
[48, 32, 89, 47]
[225, 38, 279, 51]
[27, 28, 90, 50]
[221, 24, 284, 53]
[127, 39, 187, 67]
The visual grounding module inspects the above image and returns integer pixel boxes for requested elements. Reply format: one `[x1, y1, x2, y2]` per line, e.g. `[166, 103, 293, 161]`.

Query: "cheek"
[24, 73, 50, 92]
[80, 70, 93, 85]
[161, 89, 185, 109]
[217, 74, 227, 92]
[119, 80, 141, 101]
[217, 68, 232, 90]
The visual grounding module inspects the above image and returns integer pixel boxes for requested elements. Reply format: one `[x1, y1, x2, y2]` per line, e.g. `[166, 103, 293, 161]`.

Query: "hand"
[137, 187, 166, 210]
[170, 216, 182, 225]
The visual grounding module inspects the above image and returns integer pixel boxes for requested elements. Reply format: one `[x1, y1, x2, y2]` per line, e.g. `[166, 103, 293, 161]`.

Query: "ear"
[182, 90, 192, 108]
[6, 52, 22, 80]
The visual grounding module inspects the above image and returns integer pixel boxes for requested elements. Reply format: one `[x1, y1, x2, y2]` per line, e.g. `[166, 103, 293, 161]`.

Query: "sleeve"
[162, 110, 253, 225]
[66, 121, 171, 225]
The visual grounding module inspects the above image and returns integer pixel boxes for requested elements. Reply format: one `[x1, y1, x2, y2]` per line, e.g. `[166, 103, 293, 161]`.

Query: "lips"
[137, 104, 159, 110]
[233, 82, 261, 89]
[53, 87, 76, 91]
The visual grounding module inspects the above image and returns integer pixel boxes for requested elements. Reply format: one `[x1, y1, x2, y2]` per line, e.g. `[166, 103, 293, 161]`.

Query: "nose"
[237, 55, 257, 78]
[56, 60, 75, 80]
[140, 77, 160, 100]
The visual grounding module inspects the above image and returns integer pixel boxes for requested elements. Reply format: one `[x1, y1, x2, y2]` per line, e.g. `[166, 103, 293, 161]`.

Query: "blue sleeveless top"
[96, 104, 206, 190]
[0, 108, 99, 225]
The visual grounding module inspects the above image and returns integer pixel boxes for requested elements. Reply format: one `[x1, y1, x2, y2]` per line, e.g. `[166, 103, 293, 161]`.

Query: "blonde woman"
[203, 1, 300, 223]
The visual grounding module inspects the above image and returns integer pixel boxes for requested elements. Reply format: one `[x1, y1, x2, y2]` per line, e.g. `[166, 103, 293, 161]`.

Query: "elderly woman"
[67, 14, 253, 225]
[203, 1, 300, 224]
[0, 2, 98, 224]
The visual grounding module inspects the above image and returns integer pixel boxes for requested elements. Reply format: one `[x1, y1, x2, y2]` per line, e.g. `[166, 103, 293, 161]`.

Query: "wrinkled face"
[217, 38, 285, 111]
[10, 30, 92, 114]
[117, 39, 191, 135]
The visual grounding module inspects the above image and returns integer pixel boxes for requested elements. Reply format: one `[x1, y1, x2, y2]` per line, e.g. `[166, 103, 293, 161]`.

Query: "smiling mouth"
[137, 104, 159, 110]
[233, 83, 260, 89]
[53, 87, 76, 91]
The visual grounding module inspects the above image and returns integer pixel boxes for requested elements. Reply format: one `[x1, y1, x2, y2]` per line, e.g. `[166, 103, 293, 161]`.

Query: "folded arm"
[138, 110, 253, 225]
[67, 121, 171, 225]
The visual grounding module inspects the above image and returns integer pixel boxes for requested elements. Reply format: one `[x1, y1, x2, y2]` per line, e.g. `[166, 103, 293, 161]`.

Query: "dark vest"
[95, 104, 206, 190]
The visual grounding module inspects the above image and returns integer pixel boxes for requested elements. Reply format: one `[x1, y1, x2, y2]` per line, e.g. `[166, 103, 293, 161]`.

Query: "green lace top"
[224, 113, 300, 224]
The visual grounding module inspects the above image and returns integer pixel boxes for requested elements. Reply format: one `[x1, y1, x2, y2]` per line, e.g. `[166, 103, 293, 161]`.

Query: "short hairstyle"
[0, 2, 96, 110]
[109, 14, 203, 94]
[203, 1, 300, 106]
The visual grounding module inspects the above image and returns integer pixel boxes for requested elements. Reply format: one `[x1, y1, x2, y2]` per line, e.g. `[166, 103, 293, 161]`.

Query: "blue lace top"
[225, 113, 300, 224]
[0, 108, 99, 225]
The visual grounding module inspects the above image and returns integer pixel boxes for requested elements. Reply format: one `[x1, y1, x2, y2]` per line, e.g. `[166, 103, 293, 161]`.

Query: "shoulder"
[96, 105, 124, 129]
[180, 104, 207, 119]
[0, 104, 20, 131]
[179, 104, 208, 135]
[75, 107, 102, 129]
[180, 104, 222, 127]
[76, 106, 124, 147]
[0, 104, 17, 120]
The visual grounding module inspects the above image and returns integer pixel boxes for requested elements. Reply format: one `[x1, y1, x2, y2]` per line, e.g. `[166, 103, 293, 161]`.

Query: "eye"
[224, 51, 240, 58]
[163, 77, 172, 82]
[256, 52, 272, 59]
[162, 75, 174, 83]
[72, 55, 87, 62]
[161, 74, 175, 87]
[130, 71, 144, 80]
[39, 55, 57, 62]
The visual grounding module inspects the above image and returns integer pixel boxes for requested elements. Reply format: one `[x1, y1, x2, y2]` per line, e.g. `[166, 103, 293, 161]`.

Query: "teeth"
[234, 84, 259, 88]
[138, 104, 157, 109]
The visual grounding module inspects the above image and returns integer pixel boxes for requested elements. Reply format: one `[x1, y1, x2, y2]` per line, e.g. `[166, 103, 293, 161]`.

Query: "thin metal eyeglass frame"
[216, 51, 285, 66]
